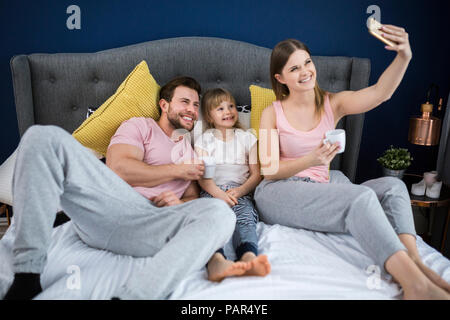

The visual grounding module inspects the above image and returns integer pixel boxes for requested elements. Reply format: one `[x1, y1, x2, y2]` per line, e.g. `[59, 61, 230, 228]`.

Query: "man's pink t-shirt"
[108, 117, 195, 200]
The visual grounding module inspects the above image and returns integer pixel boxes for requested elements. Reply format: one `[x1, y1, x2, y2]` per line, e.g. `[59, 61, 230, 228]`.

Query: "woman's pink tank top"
[273, 94, 335, 183]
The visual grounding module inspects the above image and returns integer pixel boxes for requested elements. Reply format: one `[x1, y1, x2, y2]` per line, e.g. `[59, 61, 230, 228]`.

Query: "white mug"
[323, 129, 346, 154]
[199, 156, 216, 179]
[424, 171, 438, 187]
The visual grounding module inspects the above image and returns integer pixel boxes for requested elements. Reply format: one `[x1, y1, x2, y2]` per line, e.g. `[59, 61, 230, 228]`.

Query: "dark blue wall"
[1, 0, 449, 183]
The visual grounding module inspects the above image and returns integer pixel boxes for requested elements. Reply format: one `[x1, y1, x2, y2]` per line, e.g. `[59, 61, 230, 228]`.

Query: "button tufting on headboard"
[11, 37, 370, 182]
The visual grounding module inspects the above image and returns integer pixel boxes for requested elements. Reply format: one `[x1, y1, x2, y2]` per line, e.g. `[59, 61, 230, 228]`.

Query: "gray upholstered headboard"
[10, 36, 370, 182]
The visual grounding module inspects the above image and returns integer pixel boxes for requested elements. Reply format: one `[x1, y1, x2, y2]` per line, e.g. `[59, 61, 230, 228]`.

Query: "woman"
[255, 24, 450, 299]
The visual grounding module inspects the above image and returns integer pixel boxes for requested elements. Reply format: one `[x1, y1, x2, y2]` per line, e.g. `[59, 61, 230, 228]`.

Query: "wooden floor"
[0, 204, 10, 240]
[0, 225, 8, 240]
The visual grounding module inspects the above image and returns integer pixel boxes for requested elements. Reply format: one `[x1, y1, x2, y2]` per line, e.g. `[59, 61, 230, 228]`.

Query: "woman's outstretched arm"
[332, 23, 412, 120]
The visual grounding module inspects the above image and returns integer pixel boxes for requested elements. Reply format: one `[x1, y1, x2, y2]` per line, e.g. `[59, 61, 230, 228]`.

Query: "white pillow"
[238, 111, 251, 130]
[0, 149, 16, 206]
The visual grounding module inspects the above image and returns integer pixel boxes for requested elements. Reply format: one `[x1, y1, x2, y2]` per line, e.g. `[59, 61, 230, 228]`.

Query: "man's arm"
[180, 181, 200, 203]
[106, 143, 179, 188]
[107, 143, 205, 189]
[151, 182, 199, 207]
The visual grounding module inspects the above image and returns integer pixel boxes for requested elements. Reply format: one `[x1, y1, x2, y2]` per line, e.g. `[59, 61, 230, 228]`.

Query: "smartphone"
[367, 17, 396, 47]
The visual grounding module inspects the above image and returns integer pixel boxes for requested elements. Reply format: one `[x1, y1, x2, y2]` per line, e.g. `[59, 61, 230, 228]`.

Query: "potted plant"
[377, 146, 413, 179]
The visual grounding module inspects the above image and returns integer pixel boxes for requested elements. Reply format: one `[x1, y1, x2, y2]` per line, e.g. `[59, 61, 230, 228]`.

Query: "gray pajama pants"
[254, 171, 416, 273]
[11, 125, 236, 299]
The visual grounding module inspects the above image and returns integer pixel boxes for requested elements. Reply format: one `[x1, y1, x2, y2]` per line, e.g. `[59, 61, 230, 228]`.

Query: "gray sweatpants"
[11, 125, 236, 299]
[254, 171, 416, 273]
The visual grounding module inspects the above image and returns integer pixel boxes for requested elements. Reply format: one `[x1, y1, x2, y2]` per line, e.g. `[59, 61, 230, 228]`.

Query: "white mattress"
[0, 218, 449, 300]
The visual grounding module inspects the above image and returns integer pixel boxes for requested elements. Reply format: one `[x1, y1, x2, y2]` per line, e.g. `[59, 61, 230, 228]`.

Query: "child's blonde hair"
[201, 88, 244, 130]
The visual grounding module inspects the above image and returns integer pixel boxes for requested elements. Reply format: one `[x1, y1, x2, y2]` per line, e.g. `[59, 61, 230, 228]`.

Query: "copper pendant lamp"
[408, 84, 443, 146]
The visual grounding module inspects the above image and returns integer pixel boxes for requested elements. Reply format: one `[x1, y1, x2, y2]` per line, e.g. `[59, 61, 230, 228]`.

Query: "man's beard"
[167, 107, 194, 131]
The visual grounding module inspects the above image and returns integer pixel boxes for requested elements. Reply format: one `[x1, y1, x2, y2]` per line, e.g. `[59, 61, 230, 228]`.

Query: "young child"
[195, 88, 271, 282]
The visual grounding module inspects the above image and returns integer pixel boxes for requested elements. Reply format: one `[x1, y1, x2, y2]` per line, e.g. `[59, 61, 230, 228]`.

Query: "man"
[3, 76, 236, 300]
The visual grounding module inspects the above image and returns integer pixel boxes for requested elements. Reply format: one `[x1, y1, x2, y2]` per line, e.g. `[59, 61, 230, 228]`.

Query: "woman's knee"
[381, 176, 409, 196]
[355, 185, 380, 206]
[367, 176, 409, 197]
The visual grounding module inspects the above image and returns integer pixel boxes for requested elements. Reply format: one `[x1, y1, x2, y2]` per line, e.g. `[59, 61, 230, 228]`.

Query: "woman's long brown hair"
[270, 39, 327, 114]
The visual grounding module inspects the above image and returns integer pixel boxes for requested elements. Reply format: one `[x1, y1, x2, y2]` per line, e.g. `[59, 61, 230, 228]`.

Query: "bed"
[1, 37, 449, 299]
[1, 214, 449, 299]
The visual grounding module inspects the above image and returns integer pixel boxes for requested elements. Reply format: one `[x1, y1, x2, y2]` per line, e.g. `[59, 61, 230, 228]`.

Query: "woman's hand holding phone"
[368, 18, 412, 60]
[379, 24, 412, 60]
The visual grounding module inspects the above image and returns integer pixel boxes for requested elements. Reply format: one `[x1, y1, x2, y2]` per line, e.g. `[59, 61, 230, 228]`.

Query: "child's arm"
[198, 177, 239, 207]
[194, 146, 222, 196]
[226, 144, 262, 198]
[197, 177, 222, 198]
[180, 181, 200, 203]
[195, 146, 238, 206]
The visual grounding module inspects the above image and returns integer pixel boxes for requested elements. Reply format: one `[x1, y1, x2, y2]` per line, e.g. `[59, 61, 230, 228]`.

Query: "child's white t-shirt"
[194, 129, 257, 186]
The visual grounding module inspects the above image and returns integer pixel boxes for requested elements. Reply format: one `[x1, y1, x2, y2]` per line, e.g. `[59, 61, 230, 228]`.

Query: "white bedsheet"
[0, 218, 449, 300]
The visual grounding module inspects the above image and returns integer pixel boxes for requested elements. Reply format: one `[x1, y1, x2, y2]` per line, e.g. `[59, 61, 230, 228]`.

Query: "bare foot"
[415, 260, 450, 293]
[403, 280, 450, 300]
[243, 254, 271, 277]
[207, 254, 251, 282]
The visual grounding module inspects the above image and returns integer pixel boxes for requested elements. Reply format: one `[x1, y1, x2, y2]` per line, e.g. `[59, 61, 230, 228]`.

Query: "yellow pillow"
[249, 84, 276, 138]
[72, 60, 160, 156]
